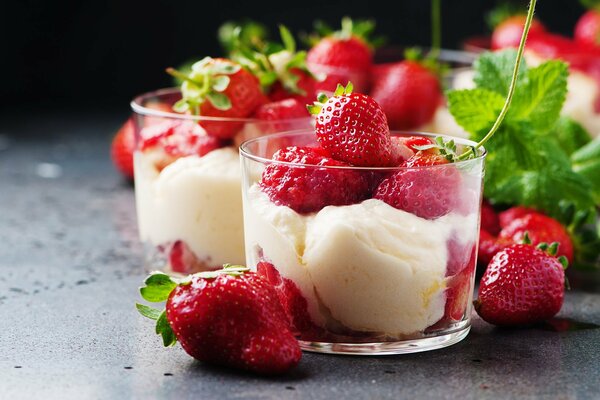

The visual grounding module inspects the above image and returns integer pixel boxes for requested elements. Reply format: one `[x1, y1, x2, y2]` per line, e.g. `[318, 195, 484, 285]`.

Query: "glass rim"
[239, 130, 487, 171]
[130, 87, 312, 123]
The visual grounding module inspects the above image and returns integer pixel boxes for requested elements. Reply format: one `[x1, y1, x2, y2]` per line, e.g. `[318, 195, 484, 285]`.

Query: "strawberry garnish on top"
[306, 17, 380, 93]
[474, 237, 568, 326]
[166, 57, 264, 139]
[308, 82, 397, 167]
[259, 145, 371, 214]
[136, 265, 301, 375]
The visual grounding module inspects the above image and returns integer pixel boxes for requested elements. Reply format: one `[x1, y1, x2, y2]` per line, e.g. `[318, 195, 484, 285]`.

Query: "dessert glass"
[131, 88, 312, 274]
[240, 130, 486, 355]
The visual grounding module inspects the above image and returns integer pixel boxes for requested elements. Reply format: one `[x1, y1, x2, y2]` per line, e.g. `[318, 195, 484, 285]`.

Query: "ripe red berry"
[370, 61, 442, 130]
[491, 15, 546, 50]
[309, 83, 396, 167]
[475, 244, 566, 326]
[136, 267, 301, 375]
[254, 98, 309, 121]
[481, 199, 501, 235]
[260, 146, 372, 214]
[110, 119, 135, 180]
[574, 10, 600, 47]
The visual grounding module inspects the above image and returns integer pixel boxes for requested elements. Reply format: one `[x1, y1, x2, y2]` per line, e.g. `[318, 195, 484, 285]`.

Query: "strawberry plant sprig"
[456, 0, 537, 161]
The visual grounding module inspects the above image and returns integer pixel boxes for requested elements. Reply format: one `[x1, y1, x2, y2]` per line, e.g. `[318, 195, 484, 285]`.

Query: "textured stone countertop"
[1, 113, 599, 399]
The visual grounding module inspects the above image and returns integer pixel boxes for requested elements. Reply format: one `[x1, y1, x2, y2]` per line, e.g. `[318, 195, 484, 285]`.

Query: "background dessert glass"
[131, 88, 313, 274]
[240, 130, 486, 355]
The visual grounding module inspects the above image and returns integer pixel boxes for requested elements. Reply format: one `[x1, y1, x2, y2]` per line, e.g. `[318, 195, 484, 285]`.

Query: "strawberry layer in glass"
[132, 88, 311, 274]
[240, 131, 485, 353]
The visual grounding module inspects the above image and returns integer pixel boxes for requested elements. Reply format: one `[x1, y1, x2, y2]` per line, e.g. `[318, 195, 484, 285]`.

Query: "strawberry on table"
[254, 98, 308, 121]
[259, 146, 371, 213]
[480, 199, 501, 235]
[498, 205, 538, 229]
[110, 118, 135, 180]
[167, 57, 264, 139]
[490, 14, 546, 50]
[136, 265, 301, 375]
[308, 82, 397, 167]
[575, 3, 600, 47]
[474, 240, 567, 326]
[370, 60, 442, 130]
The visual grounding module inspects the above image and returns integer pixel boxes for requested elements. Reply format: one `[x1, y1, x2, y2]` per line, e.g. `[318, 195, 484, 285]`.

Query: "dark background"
[1, 0, 587, 115]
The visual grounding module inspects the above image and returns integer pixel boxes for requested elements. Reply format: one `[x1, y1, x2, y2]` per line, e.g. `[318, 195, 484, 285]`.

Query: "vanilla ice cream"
[135, 147, 245, 269]
[244, 185, 478, 337]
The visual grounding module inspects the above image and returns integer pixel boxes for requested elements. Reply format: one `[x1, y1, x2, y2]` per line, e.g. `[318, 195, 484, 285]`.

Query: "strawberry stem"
[458, 0, 537, 160]
[430, 0, 441, 61]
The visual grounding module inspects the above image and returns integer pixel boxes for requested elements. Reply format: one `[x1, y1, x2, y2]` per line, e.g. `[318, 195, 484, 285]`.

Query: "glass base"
[299, 321, 471, 355]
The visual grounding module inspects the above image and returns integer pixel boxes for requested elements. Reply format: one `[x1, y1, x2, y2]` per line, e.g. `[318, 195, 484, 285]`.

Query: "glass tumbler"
[130, 88, 313, 274]
[240, 130, 485, 355]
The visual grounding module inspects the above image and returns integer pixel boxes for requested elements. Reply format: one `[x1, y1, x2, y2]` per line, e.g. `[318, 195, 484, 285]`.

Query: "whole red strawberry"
[110, 118, 135, 180]
[498, 212, 574, 263]
[309, 83, 396, 167]
[481, 199, 501, 235]
[167, 57, 264, 139]
[260, 145, 371, 213]
[498, 205, 538, 229]
[136, 266, 301, 375]
[490, 15, 546, 50]
[370, 60, 442, 130]
[474, 243, 567, 326]
[306, 18, 375, 93]
[477, 229, 511, 266]
[575, 9, 600, 47]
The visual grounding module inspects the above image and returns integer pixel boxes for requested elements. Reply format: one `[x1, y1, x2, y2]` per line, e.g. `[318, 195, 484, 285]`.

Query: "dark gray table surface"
[1, 113, 600, 400]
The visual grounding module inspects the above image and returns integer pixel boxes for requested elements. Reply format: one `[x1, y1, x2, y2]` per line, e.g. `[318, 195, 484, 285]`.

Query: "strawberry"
[370, 60, 442, 130]
[308, 83, 396, 167]
[136, 266, 301, 375]
[306, 18, 375, 93]
[498, 212, 574, 263]
[477, 229, 511, 266]
[256, 261, 322, 338]
[490, 14, 546, 50]
[254, 98, 308, 121]
[373, 162, 462, 220]
[267, 68, 317, 105]
[445, 268, 474, 322]
[498, 205, 538, 228]
[168, 240, 209, 274]
[139, 120, 225, 170]
[110, 118, 135, 180]
[481, 199, 501, 235]
[474, 243, 567, 326]
[575, 9, 600, 47]
[167, 57, 264, 138]
[259, 145, 371, 213]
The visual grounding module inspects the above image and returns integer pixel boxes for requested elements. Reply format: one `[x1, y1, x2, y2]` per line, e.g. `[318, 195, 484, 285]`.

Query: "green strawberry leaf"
[508, 60, 568, 131]
[211, 75, 231, 92]
[473, 49, 528, 97]
[206, 92, 232, 110]
[156, 310, 177, 347]
[139, 272, 177, 303]
[279, 25, 296, 53]
[135, 303, 162, 320]
[446, 88, 505, 137]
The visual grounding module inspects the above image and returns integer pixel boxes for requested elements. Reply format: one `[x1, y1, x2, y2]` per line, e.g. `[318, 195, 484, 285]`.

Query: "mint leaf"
[136, 303, 162, 320]
[508, 60, 568, 131]
[156, 310, 177, 347]
[446, 88, 505, 137]
[572, 137, 600, 203]
[140, 272, 177, 303]
[550, 117, 592, 156]
[473, 49, 528, 97]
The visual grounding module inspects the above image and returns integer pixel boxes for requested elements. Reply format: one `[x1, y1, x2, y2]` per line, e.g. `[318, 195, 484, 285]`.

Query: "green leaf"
[473, 49, 528, 97]
[550, 117, 592, 156]
[211, 60, 241, 75]
[279, 25, 296, 53]
[572, 137, 600, 203]
[211, 75, 230, 92]
[508, 60, 568, 131]
[206, 92, 232, 110]
[447, 88, 505, 137]
[139, 273, 177, 303]
[135, 303, 162, 320]
[258, 71, 278, 87]
[173, 99, 190, 113]
[156, 310, 177, 347]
